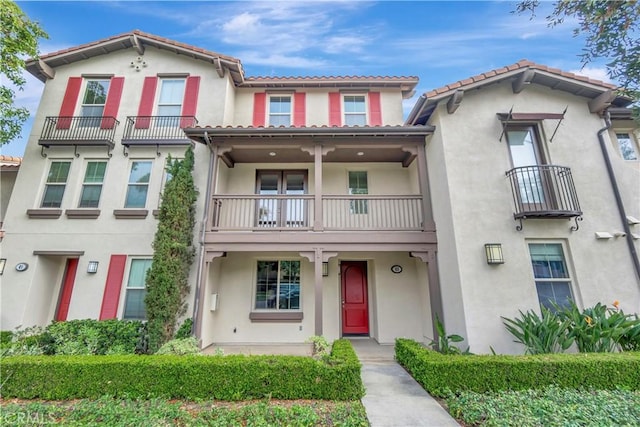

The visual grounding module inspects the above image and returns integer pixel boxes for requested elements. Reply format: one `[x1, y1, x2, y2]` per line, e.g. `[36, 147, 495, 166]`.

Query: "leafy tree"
[515, 0, 639, 100]
[145, 146, 198, 353]
[1, 0, 48, 145]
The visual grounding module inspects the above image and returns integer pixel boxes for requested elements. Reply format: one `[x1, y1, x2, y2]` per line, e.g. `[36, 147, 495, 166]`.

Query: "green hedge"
[395, 338, 640, 397]
[0, 339, 363, 401]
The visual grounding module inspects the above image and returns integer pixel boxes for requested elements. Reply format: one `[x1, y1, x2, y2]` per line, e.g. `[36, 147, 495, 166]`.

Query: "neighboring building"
[407, 60, 640, 353]
[1, 31, 638, 353]
[1, 156, 22, 241]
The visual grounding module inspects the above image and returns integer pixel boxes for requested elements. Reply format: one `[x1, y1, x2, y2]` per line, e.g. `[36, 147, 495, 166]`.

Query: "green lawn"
[0, 397, 369, 426]
[445, 386, 640, 426]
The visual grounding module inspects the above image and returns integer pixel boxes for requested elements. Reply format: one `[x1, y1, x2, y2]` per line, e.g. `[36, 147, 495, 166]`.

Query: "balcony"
[122, 116, 197, 147]
[39, 116, 119, 149]
[211, 195, 424, 231]
[506, 165, 582, 229]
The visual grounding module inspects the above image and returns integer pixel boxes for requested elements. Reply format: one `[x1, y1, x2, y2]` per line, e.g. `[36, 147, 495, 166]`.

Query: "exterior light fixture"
[322, 262, 329, 276]
[356, 151, 364, 156]
[87, 261, 99, 274]
[269, 152, 277, 157]
[0, 258, 5, 275]
[484, 243, 504, 265]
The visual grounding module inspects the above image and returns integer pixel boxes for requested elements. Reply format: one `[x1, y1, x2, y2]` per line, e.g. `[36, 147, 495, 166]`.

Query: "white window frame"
[80, 79, 110, 127]
[254, 259, 302, 311]
[614, 131, 639, 161]
[348, 170, 369, 214]
[124, 160, 153, 208]
[343, 94, 367, 126]
[268, 94, 292, 127]
[78, 160, 107, 208]
[41, 160, 72, 208]
[121, 258, 153, 320]
[156, 78, 185, 126]
[527, 240, 576, 311]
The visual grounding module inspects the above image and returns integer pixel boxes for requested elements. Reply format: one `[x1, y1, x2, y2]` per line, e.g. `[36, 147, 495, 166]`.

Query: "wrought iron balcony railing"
[39, 116, 119, 147]
[122, 116, 198, 144]
[506, 165, 582, 229]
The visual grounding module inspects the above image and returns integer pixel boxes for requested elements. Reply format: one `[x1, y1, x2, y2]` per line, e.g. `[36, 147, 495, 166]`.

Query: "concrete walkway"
[349, 339, 460, 427]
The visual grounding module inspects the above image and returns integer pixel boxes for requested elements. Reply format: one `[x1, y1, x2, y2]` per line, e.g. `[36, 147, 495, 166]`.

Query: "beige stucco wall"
[0, 46, 227, 329]
[200, 251, 430, 347]
[427, 81, 640, 354]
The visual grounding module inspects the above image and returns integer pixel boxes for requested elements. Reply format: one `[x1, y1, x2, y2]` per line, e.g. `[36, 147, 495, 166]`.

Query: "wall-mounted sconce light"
[322, 262, 329, 276]
[0, 258, 6, 275]
[87, 261, 99, 274]
[484, 243, 504, 265]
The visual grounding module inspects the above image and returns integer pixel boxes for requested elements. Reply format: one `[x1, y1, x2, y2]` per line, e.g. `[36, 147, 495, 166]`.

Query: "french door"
[506, 126, 549, 209]
[256, 170, 307, 228]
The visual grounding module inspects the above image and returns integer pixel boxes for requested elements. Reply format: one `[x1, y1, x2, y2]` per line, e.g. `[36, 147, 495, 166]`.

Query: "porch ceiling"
[221, 145, 412, 164]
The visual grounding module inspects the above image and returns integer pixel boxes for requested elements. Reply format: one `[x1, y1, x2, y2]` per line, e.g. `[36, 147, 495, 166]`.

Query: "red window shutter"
[328, 92, 342, 127]
[100, 77, 124, 129]
[56, 258, 79, 321]
[368, 92, 382, 126]
[99, 255, 127, 320]
[135, 76, 158, 129]
[57, 77, 82, 129]
[252, 92, 266, 127]
[180, 76, 200, 128]
[293, 92, 306, 127]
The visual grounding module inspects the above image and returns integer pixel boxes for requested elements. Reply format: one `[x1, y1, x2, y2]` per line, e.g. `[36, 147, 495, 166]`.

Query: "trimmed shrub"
[2, 320, 144, 356]
[155, 337, 200, 355]
[395, 338, 640, 397]
[0, 330, 13, 346]
[174, 318, 193, 339]
[0, 339, 364, 401]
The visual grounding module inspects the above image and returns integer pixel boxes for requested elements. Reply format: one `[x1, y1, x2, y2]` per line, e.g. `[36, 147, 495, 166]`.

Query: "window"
[528, 243, 573, 311]
[124, 161, 152, 208]
[615, 132, 639, 161]
[506, 126, 547, 205]
[78, 161, 107, 208]
[255, 260, 300, 310]
[123, 259, 152, 320]
[348, 171, 368, 214]
[343, 95, 366, 126]
[80, 79, 110, 127]
[268, 96, 291, 126]
[256, 170, 307, 227]
[157, 79, 185, 127]
[41, 161, 71, 208]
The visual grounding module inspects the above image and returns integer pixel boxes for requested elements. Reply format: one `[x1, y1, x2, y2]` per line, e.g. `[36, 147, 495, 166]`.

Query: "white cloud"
[569, 66, 612, 83]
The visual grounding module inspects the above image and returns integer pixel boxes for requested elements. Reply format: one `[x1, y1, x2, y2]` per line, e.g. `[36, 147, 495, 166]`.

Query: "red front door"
[56, 258, 79, 321]
[341, 261, 369, 335]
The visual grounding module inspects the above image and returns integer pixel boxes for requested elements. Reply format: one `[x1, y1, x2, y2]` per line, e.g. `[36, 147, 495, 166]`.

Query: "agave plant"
[502, 308, 574, 354]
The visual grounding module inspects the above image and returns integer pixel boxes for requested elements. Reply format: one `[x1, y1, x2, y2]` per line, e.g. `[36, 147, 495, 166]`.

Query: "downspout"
[191, 131, 216, 338]
[597, 111, 640, 285]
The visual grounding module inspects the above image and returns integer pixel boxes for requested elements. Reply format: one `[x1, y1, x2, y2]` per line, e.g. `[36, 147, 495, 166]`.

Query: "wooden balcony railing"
[210, 194, 424, 231]
[122, 116, 197, 144]
[39, 116, 119, 146]
[506, 165, 582, 220]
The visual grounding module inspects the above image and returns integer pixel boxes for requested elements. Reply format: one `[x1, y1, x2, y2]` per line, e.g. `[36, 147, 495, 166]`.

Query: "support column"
[416, 141, 435, 230]
[411, 250, 444, 341]
[314, 248, 323, 336]
[194, 251, 225, 344]
[314, 143, 323, 231]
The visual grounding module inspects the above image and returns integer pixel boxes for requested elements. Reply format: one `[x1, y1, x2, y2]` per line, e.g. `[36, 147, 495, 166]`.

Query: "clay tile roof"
[423, 58, 618, 100]
[38, 29, 241, 64]
[0, 155, 22, 169]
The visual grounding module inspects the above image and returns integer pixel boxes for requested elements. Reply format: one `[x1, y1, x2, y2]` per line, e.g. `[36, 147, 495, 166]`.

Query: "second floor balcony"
[506, 165, 582, 223]
[122, 116, 197, 146]
[39, 116, 119, 148]
[211, 194, 424, 231]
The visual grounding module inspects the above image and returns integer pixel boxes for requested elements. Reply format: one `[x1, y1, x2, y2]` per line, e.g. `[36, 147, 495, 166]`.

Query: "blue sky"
[4, 0, 611, 157]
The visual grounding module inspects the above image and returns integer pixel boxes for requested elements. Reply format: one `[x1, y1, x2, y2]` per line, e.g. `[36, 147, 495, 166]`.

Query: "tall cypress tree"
[145, 146, 197, 353]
